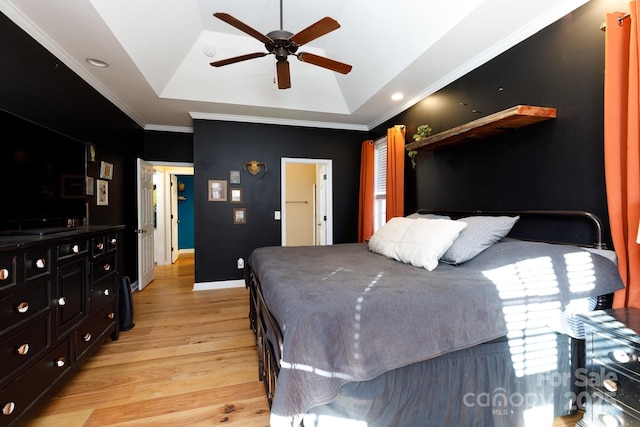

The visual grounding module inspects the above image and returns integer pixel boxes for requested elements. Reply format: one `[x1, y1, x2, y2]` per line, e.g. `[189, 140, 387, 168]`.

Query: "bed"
[245, 210, 624, 427]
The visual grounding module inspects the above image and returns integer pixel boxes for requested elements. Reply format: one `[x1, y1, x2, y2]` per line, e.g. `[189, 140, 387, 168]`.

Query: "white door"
[315, 164, 327, 245]
[281, 158, 333, 246]
[170, 174, 179, 264]
[137, 158, 155, 290]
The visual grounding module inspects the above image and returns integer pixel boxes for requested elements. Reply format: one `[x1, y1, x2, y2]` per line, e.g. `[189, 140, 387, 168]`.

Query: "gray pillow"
[441, 216, 519, 264]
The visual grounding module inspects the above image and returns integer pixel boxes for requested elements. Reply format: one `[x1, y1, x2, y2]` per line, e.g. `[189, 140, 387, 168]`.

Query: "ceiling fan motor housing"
[266, 30, 298, 60]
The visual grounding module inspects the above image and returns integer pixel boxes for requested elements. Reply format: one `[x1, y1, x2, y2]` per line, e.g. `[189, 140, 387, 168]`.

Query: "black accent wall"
[192, 120, 365, 282]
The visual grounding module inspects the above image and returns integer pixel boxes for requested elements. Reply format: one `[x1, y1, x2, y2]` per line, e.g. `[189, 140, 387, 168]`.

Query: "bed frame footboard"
[247, 269, 282, 407]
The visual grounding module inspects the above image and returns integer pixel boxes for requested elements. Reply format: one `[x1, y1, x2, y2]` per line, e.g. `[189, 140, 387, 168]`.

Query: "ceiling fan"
[210, 2, 352, 89]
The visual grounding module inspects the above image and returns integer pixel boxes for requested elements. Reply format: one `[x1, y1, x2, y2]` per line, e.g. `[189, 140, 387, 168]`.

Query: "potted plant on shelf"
[408, 124, 432, 169]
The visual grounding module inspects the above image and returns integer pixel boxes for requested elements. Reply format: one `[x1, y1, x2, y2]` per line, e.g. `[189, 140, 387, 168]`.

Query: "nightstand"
[577, 308, 640, 426]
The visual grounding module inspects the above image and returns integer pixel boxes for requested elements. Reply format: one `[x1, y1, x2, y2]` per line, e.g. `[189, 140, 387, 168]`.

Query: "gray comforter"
[247, 240, 624, 427]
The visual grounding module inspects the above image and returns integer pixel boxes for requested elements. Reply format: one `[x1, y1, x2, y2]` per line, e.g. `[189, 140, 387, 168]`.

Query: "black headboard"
[416, 209, 605, 249]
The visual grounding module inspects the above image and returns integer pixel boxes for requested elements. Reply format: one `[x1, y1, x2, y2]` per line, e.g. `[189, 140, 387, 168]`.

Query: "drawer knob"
[612, 349, 632, 364]
[0, 268, 9, 280]
[110, 238, 117, 246]
[56, 357, 66, 368]
[17, 302, 29, 314]
[103, 289, 110, 296]
[35, 258, 46, 269]
[2, 402, 15, 416]
[108, 312, 115, 319]
[603, 378, 618, 392]
[17, 344, 29, 356]
[96, 242, 104, 250]
[83, 333, 92, 342]
[58, 297, 67, 306]
[103, 263, 111, 272]
[72, 244, 80, 253]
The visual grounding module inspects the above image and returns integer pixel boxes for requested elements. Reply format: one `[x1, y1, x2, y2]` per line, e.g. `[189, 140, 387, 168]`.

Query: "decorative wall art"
[233, 208, 246, 224]
[208, 180, 227, 201]
[96, 179, 109, 205]
[100, 161, 113, 180]
[230, 187, 243, 203]
[230, 170, 240, 184]
[86, 176, 94, 196]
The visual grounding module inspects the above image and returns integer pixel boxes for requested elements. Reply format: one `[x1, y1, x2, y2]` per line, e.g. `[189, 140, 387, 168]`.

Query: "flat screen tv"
[0, 108, 87, 233]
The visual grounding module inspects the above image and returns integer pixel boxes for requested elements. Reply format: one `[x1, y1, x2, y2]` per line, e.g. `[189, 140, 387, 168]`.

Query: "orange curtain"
[358, 140, 375, 242]
[386, 125, 406, 221]
[604, 2, 640, 308]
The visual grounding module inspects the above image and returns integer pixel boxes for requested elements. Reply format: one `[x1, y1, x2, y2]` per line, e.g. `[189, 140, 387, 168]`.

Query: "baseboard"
[193, 279, 245, 291]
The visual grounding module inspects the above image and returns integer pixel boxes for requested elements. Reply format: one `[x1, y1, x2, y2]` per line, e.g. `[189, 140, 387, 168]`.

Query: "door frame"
[149, 162, 194, 265]
[281, 157, 333, 246]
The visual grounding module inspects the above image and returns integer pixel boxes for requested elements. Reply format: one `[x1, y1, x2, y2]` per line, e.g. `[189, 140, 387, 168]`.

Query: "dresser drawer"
[91, 235, 106, 258]
[75, 303, 115, 361]
[91, 254, 116, 282]
[0, 316, 49, 381]
[585, 388, 640, 427]
[590, 359, 640, 414]
[0, 256, 16, 289]
[0, 338, 70, 427]
[57, 239, 89, 261]
[590, 329, 640, 379]
[24, 249, 50, 281]
[0, 281, 49, 331]
[106, 233, 118, 253]
[90, 275, 116, 313]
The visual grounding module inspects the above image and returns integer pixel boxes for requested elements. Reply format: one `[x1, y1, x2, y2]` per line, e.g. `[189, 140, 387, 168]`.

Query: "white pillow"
[368, 217, 414, 260]
[395, 219, 467, 271]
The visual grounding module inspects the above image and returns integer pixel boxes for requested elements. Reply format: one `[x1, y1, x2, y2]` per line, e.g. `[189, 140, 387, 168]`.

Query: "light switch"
[274, 211, 281, 220]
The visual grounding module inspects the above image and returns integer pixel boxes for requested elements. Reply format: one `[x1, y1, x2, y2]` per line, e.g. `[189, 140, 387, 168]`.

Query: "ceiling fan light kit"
[210, 6, 352, 89]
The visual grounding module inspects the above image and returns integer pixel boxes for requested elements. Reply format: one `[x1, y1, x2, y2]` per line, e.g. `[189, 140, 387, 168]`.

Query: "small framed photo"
[230, 170, 240, 184]
[96, 179, 109, 206]
[233, 208, 246, 224]
[208, 180, 227, 201]
[230, 187, 243, 203]
[100, 161, 113, 180]
[86, 176, 94, 196]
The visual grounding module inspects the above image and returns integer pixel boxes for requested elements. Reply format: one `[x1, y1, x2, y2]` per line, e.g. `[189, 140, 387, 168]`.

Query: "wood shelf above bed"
[405, 105, 557, 151]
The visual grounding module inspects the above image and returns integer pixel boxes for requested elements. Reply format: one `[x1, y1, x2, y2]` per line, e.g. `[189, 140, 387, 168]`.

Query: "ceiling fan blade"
[214, 12, 272, 44]
[276, 60, 291, 89]
[297, 52, 352, 74]
[289, 17, 340, 46]
[210, 52, 268, 67]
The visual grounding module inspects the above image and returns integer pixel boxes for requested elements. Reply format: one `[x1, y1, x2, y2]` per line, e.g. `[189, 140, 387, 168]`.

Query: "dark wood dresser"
[577, 307, 640, 427]
[0, 225, 124, 427]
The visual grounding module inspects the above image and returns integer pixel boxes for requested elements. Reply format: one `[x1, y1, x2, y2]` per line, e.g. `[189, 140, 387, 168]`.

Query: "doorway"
[150, 162, 194, 266]
[281, 157, 333, 246]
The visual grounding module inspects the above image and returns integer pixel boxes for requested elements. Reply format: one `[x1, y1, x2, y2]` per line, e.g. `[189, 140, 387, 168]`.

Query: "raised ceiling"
[0, 0, 588, 132]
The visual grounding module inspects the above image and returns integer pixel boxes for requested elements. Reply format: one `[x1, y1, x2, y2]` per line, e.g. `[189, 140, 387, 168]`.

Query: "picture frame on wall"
[230, 187, 243, 203]
[230, 170, 240, 184]
[96, 179, 109, 205]
[208, 180, 227, 201]
[86, 176, 94, 196]
[233, 208, 246, 224]
[100, 161, 113, 180]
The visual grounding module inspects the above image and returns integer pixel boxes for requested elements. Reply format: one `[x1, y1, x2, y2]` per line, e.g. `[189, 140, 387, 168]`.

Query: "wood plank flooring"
[29, 254, 271, 426]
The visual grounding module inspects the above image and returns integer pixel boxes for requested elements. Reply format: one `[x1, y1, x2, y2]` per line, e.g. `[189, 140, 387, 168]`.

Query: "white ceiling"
[1, 0, 588, 133]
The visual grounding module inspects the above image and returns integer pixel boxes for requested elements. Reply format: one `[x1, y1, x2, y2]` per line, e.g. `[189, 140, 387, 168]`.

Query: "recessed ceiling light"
[86, 58, 109, 68]
[391, 92, 404, 101]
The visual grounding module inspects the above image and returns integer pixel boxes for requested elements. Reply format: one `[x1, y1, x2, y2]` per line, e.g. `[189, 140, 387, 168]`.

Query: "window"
[373, 137, 387, 232]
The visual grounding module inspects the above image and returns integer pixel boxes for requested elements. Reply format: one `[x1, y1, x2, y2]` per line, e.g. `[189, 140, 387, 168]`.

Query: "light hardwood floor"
[29, 253, 271, 427]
